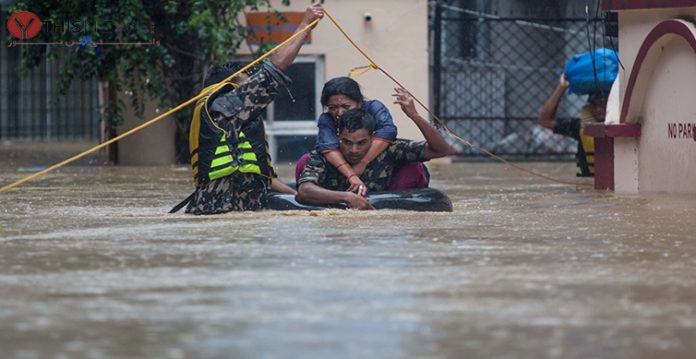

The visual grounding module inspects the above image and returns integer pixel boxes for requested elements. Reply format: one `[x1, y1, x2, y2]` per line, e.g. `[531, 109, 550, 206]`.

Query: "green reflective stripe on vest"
[209, 165, 237, 181]
[211, 154, 234, 168]
[189, 91, 269, 185]
[215, 145, 230, 155]
[207, 131, 259, 178]
[239, 163, 261, 173]
[240, 152, 257, 162]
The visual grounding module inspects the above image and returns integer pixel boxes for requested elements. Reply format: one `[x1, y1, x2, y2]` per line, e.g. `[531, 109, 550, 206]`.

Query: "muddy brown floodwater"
[1, 151, 695, 358]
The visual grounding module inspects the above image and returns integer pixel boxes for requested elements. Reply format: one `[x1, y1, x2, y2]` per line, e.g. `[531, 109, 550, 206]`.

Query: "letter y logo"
[7, 11, 42, 40]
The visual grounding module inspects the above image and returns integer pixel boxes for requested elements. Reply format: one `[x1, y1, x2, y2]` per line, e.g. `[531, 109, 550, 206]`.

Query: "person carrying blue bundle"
[564, 48, 618, 97]
[538, 49, 618, 177]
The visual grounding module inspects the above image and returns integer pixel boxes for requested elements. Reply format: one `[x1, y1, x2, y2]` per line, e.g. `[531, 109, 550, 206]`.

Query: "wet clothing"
[388, 161, 430, 190]
[315, 100, 397, 152]
[184, 60, 291, 215]
[189, 89, 273, 186]
[309, 99, 431, 190]
[294, 152, 429, 189]
[185, 172, 270, 214]
[553, 105, 596, 177]
[298, 139, 428, 192]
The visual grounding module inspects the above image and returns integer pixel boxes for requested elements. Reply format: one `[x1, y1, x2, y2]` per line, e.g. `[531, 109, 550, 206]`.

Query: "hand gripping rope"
[0, 5, 590, 194]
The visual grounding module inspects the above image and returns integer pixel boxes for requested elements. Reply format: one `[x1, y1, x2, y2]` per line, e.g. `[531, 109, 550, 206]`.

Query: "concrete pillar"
[116, 95, 176, 165]
[613, 137, 639, 192]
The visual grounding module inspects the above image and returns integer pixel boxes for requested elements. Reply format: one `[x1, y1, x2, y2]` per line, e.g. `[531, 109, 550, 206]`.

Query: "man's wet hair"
[321, 77, 364, 106]
[338, 108, 375, 134]
[203, 62, 246, 88]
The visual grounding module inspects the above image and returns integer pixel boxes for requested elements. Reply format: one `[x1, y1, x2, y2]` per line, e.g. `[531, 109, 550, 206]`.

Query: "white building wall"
[238, 0, 430, 141]
[613, 8, 696, 193]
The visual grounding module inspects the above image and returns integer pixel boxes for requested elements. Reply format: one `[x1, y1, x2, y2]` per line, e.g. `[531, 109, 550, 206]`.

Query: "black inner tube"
[266, 187, 453, 212]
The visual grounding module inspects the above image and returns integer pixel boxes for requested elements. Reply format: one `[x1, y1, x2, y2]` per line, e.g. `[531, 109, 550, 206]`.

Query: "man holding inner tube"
[173, 4, 323, 215]
[296, 88, 451, 210]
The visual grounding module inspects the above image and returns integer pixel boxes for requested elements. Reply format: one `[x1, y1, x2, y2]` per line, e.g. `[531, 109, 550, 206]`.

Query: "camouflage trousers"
[185, 173, 269, 215]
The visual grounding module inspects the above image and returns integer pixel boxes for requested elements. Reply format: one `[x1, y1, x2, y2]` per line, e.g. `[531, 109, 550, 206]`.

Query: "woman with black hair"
[295, 77, 429, 196]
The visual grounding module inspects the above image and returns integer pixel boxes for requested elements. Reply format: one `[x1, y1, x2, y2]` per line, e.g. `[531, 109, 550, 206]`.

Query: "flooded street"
[1, 148, 695, 358]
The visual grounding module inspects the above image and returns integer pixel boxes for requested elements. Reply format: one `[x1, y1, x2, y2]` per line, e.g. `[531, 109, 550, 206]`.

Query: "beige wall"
[613, 9, 696, 193]
[117, 0, 429, 165]
[117, 94, 177, 165]
[239, 0, 430, 140]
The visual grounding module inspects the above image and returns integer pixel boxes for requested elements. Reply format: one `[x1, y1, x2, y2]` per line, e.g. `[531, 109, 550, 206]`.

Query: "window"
[210, 55, 323, 164]
[265, 56, 324, 164]
[272, 62, 316, 122]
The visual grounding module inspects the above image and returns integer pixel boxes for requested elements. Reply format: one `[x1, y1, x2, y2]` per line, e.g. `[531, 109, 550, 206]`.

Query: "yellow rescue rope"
[0, 18, 321, 194]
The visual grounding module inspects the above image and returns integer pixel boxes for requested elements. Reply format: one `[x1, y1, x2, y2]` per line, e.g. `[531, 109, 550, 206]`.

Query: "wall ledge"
[584, 123, 642, 138]
[603, 0, 696, 11]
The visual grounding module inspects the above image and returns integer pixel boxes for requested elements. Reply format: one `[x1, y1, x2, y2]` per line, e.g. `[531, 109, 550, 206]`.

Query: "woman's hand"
[392, 87, 419, 118]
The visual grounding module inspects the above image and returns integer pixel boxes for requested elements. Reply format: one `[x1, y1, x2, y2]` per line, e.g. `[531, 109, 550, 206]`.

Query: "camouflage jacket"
[185, 60, 290, 215]
[298, 139, 427, 192]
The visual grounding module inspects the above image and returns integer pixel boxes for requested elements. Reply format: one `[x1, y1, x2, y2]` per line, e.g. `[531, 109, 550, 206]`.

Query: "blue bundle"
[564, 48, 619, 95]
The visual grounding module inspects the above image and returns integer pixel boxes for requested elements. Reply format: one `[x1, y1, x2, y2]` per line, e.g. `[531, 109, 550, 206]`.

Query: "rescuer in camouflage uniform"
[176, 4, 323, 215]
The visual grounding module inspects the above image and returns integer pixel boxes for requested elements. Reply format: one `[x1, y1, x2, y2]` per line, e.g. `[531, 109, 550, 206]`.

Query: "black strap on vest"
[169, 191, 196, 214]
